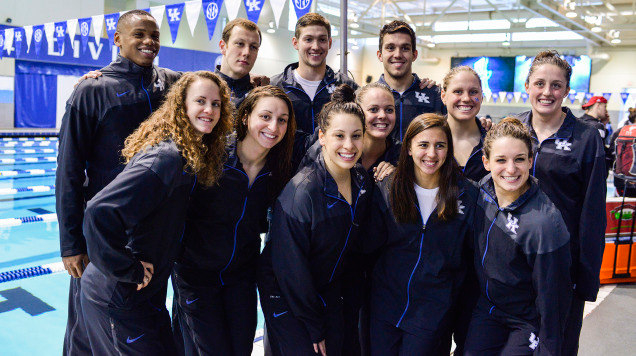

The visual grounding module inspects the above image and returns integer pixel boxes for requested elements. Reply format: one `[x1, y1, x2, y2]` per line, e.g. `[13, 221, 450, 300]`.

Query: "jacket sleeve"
[56, 88, 98, 257]
[270, 191, 326, 343]
[576, 132, 607, 301]
[532, 217, 572, 355]
[82, 162, 170, 284]
[357, 183, 389, 254]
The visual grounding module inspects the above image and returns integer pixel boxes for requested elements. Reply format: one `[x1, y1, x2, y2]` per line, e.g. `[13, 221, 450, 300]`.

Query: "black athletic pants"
[369, 317, 440, 356]
[63, 277, 91, 356]
[464, 307, 539, 356]
[562, 296, 586, 356]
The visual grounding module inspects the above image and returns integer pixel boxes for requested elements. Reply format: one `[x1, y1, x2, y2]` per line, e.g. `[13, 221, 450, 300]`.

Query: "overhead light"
[415, 22, 423, 27]
[566, 11, 577, 18]
[502, 41, 510, 46]
[591, 26, 602, 32]
[611, 38, 621, 44]
[352, 45, 359, 50]
[267, 28, 275, 33]
[350, 22, 359, 29]
[605, 2, 616, 11]
[427, 42, 435, 48]
[267, 22, 275, 33]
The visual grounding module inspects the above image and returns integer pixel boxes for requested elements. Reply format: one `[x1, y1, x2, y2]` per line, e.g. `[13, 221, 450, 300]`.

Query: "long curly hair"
[235, 86, 296, 197]
[122, 71, 233, 186]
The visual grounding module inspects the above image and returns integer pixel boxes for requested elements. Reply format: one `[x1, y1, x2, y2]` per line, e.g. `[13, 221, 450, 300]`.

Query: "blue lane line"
[0, 251, 60, 269]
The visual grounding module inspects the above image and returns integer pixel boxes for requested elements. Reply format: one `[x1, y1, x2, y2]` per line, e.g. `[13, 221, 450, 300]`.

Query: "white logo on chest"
[506, 213, 519, 234]
[457, 200, 465, 214]
[555, 139, 571, 151]
[529, 332, 539, 350]
[415, 92, 430, 103]
[154, 78, 164, 91]
[326, 84, 336, 94]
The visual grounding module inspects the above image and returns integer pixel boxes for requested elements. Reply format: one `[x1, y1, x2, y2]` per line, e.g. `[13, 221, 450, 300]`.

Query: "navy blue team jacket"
[177, 135, 271, 285]
[459, 118, 489, 182]
[517, 108, 606, 302]
[81, 140, 196, 314]
[475, 174, 572, 354]
[56, 55, 180, 258]
[271, 63, 359, 134]
[258, 153, 371, 343]
[377, 73, 446, 142]
[368, 175, 479, 336]
[214, 65, 253, 108]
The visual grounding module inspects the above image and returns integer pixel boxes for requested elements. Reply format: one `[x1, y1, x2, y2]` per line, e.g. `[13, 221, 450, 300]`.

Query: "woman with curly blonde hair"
[79, 71, 232, 355]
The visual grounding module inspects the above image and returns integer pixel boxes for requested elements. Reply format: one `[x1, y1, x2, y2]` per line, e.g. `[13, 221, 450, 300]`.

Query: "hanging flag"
[166, 3, 185, 43]
[513, 92, 521, 103]
[33, 25, 45, 56]
[498, 91, 507, 103]
[271, 0, 287, 28]
[54, 21, 67, 51]
[4, 28, 14, 55]
[602, 92, 612, 101]
[44, 23, 55, 49]
[150, 6, 166, 28]
[244, 0, 264, 24]
[584, 92, 593, 102]
[92, 15, 104, 46]
[14, 28, 24, 57]
[575, 91, 585, 103]
[484, 91, 492, 103]
[78, 17, 92, 53]
[621, 92, 630, 105]
[104, 13, 120, 49]
[226, 0, 241, 20]
[292, 0, 313, 19]
[0, 32, 4, 59]
[506, 92, 514, 103]
[185, 1, 202, 36]
[491, 92, 500, 103]
[568, 93, 576, 104]
[66, 19, 78, 50]
[288, 1, 298, 31]
[520, 92, 529, 103]
[202, 0, 223, 40]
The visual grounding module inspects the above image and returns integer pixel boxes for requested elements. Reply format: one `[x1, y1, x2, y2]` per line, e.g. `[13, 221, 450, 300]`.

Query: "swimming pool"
[0, 135, 265, 355]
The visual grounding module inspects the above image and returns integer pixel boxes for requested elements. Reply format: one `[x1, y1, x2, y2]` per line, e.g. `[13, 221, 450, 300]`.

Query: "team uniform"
[579, 113, 607, 140]
[56, 55, 179, 355]
[517, 108, 606, 355]
[377, 74, 446, 142]
[172, 135, 273, 356]
[257, 153, 371, 356]
[465, 175, 572, 355]
[80, 140, 196, 355]
[271, 63, 359, 134]
[214, 65, 253, 108]
[459, 118, 489, 182]
[366, 175, 478, 355]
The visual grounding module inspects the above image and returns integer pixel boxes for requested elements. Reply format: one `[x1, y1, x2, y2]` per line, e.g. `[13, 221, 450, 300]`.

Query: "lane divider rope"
[0, 168, 57, 178]
[1, 137, 58, 141]
[0, 157, 57, 164]
[0, 149, 57, 154]
[0, 142, 56, 148]
[0, 185, 55, 196]
[0, 262, 65, 283]
[0, 213, 57, 227]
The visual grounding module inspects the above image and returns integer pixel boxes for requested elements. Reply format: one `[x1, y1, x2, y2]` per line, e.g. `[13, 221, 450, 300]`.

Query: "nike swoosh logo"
[327, 202, 337, 209]
[273, 311, 288, 318]
[126, 334, 145, 344]
[116, 90, 130, 97]
[185, 298, 199, 305]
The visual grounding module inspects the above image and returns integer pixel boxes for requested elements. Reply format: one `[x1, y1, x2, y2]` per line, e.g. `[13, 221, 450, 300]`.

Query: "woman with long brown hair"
[366, 114, 479, 355]
[172, 85, 296, 356]
[79, 71, 232, 355]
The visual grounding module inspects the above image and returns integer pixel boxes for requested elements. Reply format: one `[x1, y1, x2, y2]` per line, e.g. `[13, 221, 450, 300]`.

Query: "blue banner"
[568, 93, 576, 104]
[491, 92, 499, 102]
[244, 0, 264, 25]
[166, 3, 185, 44]
[104, 13, 120, 49]
[584, 92, 593, 102]
[202, 0, 223, 40]
[602, 92, 612, 101]
[78, 17, 92, 53]
[0, 32, 4, 59]
[54, 22, 67, 52]
[506, 92, 514, 103]
[292, 0, 313, 19]
[521, 92, 529, 103]
[621, 92, 630, 105]
[33, 25, 45, 56]
[14, 28, 23, 57]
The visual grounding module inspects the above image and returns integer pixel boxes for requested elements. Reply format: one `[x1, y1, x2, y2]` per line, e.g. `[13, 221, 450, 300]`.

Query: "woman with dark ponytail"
[364, 113, 479, 355]
[258, 84, 372, 356]
[516, 50, 606, 355]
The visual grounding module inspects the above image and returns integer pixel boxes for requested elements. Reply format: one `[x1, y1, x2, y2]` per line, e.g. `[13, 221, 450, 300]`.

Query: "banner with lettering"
[104, 13, 120, 49]
[244, 0, 264, 25]
[33, 25, 45, 56]
[202, 0, 223, 40]
[292, 0, 313, 19]
[78, 17, 92, 53]
[166, 3, 185, 43]
[54, 22, 67, 51]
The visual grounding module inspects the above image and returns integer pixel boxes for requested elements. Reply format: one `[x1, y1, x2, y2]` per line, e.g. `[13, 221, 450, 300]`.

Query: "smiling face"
[114, 15, 160, 67]
[525, 63, 569, 118]
[244, 96, 289, 150]
[360, 88, 396, 140]
[377, 32, 418, 81]
[442, 70, 482, 122]
[482, 136, 532, 203]
[292, 25, 332, 69]
[409, 127, 448, 188]
[319, 113, 364, 175]
[185, 78, 222, 136]
[219, 25, 260, 79]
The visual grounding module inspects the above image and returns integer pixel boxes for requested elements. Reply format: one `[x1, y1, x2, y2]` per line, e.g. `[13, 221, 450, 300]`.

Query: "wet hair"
[222, 18, 262, 44]
[316, 84, 365, 133]
[295, 13, 331, 39]
[483, 117, 533, 159]
[116, 10, 155, 32]
[442, 66, 482, 91]
[236, 85, 296, 196]
[391, 114, 460, 223]
[379, 20, 416, 51]
[122, 71, 233, 186]
[354, 82, 394, 107]
[525, 50, 572, 89]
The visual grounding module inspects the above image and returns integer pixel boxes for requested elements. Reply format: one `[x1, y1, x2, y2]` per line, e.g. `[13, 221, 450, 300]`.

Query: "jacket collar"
[318, 152, 366, 200]
[108, 55, 155, 79]
[519, 107, 576, 141]
[214, 65, 252, 92]
[378, 73, 420, 94]
[281, 62, 336, 88]
[479, 173, 539, 212]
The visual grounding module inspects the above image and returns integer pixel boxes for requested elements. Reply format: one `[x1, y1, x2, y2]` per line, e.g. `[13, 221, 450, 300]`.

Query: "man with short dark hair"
[377, 20, 445, 141]
[56, 10, 180, 355]
[271, 13, 358, 135]
[580, 96, 608, 140]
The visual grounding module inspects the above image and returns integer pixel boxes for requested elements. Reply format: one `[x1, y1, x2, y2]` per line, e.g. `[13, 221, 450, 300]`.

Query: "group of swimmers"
[55, 8, 606, 356]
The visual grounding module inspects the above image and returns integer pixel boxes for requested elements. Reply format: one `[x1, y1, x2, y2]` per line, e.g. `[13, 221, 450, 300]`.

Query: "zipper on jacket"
[480, 187, 503, 314]
[285, 78, 336, 133]
[140, 75, 152, 112]
[325, 187, 363, 283]
[219, 165, 270, 285]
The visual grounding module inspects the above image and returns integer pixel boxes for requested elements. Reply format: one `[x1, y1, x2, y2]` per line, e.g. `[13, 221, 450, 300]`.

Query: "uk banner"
[32, 25, 45, 56]
[491, 92, 500, 103]
[584, 92, 593, 102]
[568, 93, 576, 104]
[202, 0, 223, 40]
[166, 3, 185, 43]
[603, 92, 612, 101]
[0, 32, 4, 59]
[14, 28, 24, 57]
[292, 0, 313, 19]
[521, 92, 529, 103]
[244, 0, 264, 25]
[506, 92, 514, 104]
[78, 17, 92, 53]
[54, 21, 67, 51]
[621, 92, 630, 105]
[104, 13, 120, 49]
